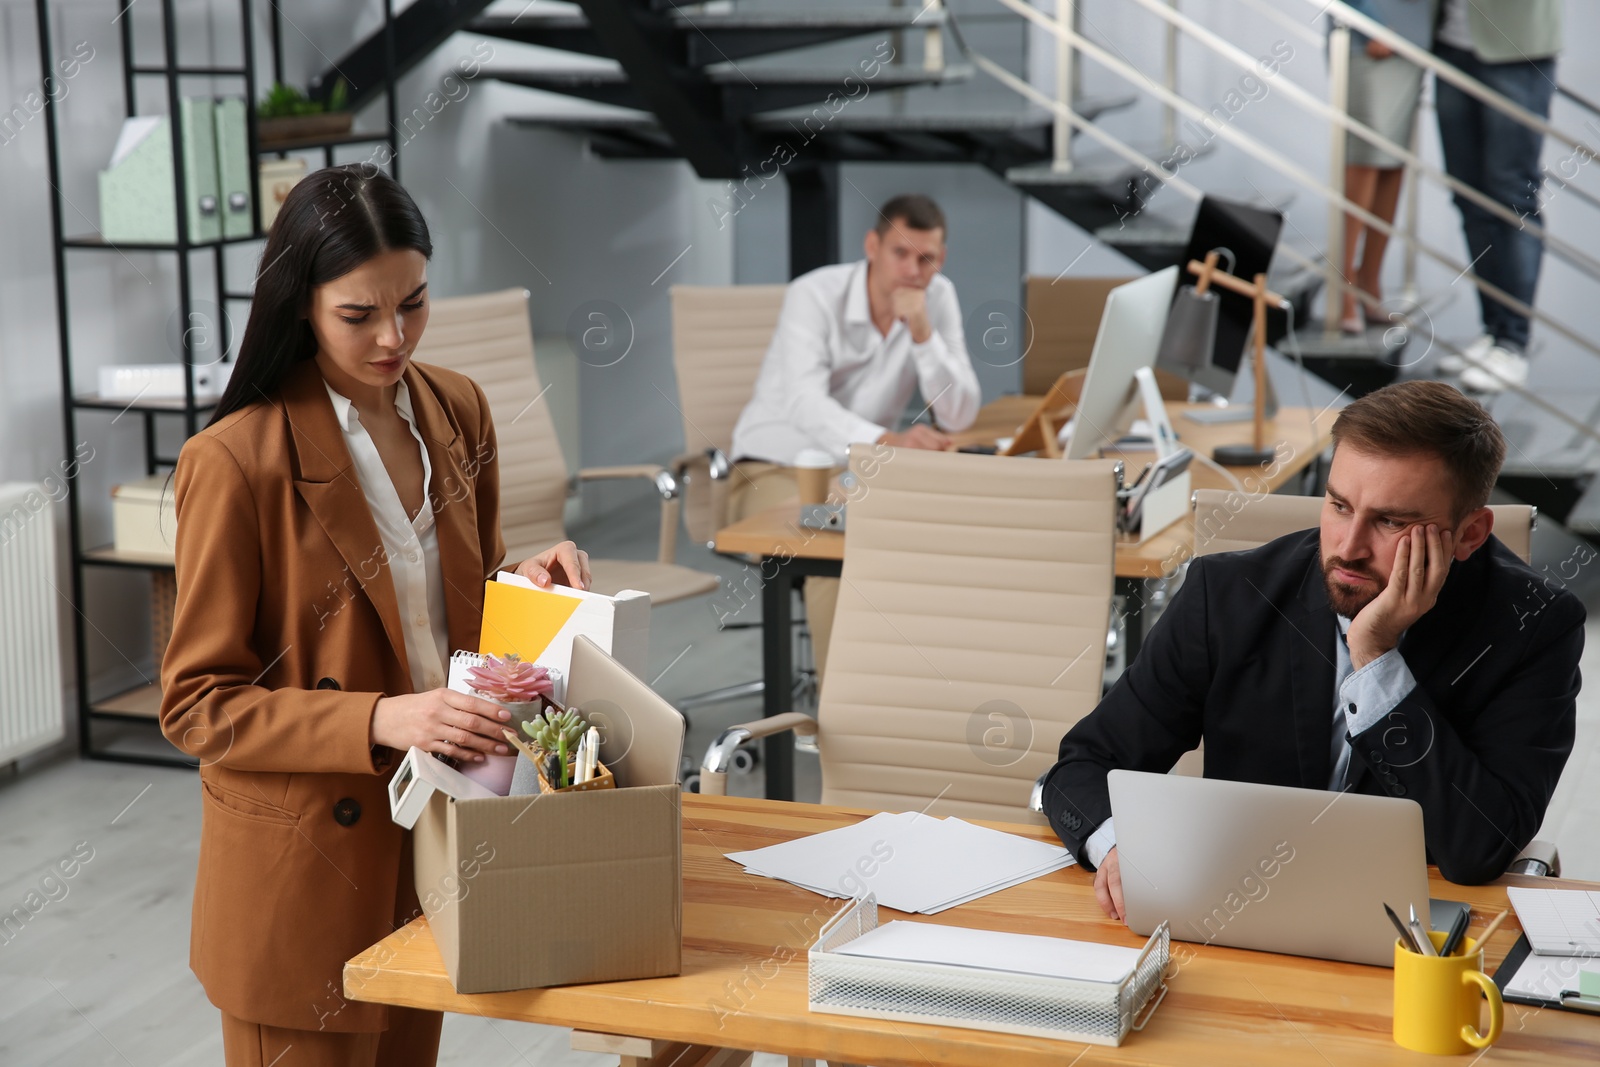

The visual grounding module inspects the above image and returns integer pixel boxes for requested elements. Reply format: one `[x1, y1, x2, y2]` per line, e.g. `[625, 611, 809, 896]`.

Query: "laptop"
[566, 635, 686, 788]
[1107, 769, 1430, 967]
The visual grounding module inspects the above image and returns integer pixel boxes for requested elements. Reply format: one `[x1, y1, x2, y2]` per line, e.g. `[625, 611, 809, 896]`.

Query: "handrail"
[946, 7, 1600, 448]
[1116, 0, 1600, 288]
[1268, 0, 1591, 161]
[981, 0, 1600, 369]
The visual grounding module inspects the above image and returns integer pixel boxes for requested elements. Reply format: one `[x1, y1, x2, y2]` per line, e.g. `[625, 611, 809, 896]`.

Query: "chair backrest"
[410, 288, 568, 562]
[1191, 489, 1535, 563]
[669, 284, 787, 456]
[1021, 275, 1188, 401]
[817, 445, 1121, 824]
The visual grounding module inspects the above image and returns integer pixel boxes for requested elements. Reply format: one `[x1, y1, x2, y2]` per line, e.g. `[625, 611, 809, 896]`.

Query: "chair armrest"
[1507, 839, 1560, 877]
[699, 713, 819, 797]
[575, 465, 681, 563]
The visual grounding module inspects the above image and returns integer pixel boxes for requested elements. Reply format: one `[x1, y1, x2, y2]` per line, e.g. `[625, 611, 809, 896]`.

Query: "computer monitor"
[1155, 196, 1284, 398]
[1064, 266, 1180, 460]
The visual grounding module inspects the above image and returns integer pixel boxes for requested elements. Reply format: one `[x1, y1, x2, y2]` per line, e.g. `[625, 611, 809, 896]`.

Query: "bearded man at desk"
[1043, 381, 1584, 913]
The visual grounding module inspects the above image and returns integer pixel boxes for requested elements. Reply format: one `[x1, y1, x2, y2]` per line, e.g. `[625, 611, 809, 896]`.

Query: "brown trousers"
[220, 1006, 442, 1067]
[219, 817, 443, 1065]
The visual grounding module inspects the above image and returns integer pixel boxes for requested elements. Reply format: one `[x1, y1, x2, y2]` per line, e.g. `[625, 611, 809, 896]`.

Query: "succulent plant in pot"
[459, 654, 553, 795]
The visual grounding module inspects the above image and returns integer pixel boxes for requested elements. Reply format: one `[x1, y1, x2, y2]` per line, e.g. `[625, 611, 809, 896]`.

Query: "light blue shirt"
[1330, 615, 1417, 789]
[1081, 615, 1417, 867]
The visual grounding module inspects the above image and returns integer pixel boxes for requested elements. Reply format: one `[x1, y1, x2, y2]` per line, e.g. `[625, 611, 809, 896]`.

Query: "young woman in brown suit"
[159, 165, 589, 1066]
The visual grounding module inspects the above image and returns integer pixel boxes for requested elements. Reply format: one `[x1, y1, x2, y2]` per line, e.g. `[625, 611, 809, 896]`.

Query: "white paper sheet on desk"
[726, 811, 1074, 914]
[1506, 887, 1600, 955]
[833, 920, 1140, 984]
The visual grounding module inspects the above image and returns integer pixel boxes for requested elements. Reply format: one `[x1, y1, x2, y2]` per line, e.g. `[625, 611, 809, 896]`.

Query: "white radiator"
[0, 483, 66, 763]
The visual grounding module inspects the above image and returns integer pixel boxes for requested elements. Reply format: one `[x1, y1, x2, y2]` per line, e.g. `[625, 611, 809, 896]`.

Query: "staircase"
[307, 0, 1600, 523]
[311, 0, 1214, 279]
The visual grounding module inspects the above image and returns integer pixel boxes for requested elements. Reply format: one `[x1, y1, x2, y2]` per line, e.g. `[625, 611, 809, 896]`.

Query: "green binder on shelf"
[98, 116, 178, 244]
[213, 97, 253, 238]
[97, 97, 221, 244]
[179, 97, 220, 242]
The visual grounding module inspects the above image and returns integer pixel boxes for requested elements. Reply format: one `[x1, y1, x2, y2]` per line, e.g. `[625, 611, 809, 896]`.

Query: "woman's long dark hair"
[208, 165, 433, 427]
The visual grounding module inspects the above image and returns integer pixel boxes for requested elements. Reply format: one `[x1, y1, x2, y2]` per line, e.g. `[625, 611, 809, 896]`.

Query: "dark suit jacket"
[1043, 528, 1584, 885]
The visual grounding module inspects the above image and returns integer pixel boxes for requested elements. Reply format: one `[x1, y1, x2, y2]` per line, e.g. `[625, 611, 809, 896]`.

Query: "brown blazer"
[159, 358, 506, 1032]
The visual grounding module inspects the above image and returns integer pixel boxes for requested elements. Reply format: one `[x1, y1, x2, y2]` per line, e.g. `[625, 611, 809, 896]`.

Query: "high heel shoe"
[1339, 305, 1365, 335]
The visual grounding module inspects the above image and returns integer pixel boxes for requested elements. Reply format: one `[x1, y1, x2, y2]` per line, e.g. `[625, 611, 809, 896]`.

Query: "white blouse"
[324, 378, 450, 694]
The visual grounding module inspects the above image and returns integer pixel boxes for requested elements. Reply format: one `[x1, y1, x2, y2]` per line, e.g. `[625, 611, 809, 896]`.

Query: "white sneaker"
[1460, 345, 1529, 393]
[1439, 334, 1492, 374]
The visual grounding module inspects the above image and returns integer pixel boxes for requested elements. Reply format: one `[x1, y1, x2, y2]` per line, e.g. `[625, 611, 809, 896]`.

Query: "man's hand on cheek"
[889, 286, 932, 343]
[1348, 523, 1454, 669]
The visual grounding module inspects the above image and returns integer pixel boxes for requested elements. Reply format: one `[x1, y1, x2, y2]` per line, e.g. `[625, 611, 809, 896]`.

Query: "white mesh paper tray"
[808, 896, 1170, 1046]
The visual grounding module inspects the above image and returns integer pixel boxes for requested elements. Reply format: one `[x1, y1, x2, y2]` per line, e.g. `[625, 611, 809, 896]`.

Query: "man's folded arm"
[1043, 558, 1212, 867]
[776, 288, 887, 454]
[1346, 597, 1583, 884]
[908, 283, 980, 432]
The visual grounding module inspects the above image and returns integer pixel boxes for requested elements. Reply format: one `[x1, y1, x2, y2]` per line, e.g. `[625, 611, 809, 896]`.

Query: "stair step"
[489, 61, 971, 116]
[1291, 321, 1408, 360]
[471, 6, 947, 66]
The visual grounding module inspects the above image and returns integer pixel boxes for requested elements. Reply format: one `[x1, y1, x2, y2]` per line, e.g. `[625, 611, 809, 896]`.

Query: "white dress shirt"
[729, 260, 981, 466]
[1081, 615, 1417, 868]
[325, 378, 450, 694]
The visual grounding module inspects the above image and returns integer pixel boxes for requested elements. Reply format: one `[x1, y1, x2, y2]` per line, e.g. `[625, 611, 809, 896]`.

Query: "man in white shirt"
[731, 193, 980, 468]
[727, 194, 981, 677]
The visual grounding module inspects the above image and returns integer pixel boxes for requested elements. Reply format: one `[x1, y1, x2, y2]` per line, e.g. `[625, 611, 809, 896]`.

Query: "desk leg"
[1116, 576, 1145, 667]
[761, 559, 797, 801]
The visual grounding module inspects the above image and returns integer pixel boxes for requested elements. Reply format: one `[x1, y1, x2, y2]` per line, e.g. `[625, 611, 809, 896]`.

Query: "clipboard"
[1492, 933, 1600, 1013]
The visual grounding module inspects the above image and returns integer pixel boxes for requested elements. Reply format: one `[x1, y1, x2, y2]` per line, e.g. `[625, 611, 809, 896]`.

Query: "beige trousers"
[729, 462, 839, 681]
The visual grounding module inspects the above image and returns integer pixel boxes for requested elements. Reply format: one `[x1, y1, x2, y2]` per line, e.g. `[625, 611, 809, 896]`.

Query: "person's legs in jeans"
[1434, 44, 1496, 339]
[1472, 56, 1557, 351]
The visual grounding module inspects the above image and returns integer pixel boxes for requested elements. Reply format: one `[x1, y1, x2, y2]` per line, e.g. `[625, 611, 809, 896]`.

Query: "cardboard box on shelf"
[111, 475, 177, 559]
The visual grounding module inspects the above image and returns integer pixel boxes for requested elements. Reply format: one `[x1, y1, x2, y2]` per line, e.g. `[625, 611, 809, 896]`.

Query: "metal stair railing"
[946, 0, 1600, 449]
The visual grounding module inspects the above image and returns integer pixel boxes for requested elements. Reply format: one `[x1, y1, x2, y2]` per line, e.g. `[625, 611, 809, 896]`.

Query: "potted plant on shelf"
[257, 79, 352, 147]
[459, 653, 552, 796]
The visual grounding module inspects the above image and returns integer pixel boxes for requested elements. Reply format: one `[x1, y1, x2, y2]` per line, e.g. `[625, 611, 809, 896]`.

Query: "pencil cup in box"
[500, 727, 615, 793]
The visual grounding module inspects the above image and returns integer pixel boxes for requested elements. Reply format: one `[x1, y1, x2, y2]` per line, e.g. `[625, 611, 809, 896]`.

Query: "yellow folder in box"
[476, 573, 651, 697]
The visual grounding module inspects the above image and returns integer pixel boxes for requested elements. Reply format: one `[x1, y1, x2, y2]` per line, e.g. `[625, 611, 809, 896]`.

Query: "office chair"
[698, 445, 1122, 824]
[411, 288, 719, 606]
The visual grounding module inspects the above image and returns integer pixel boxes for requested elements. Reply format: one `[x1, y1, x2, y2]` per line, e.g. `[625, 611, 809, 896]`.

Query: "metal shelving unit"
[34, 0, 400, 766]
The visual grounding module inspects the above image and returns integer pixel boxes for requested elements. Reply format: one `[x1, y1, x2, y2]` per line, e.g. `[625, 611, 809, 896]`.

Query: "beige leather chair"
[699, 445, 1122, 824]
[667, 284, 788, 545]
[1191, 489, 1535, 564]
[413, 288, 718, 605]
[1187, 488, 1556, 875]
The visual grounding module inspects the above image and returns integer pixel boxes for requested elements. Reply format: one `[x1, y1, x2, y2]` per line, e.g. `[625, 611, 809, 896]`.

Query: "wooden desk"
[713, 398, 1335, 800]
[345, 794, 1598, 1066]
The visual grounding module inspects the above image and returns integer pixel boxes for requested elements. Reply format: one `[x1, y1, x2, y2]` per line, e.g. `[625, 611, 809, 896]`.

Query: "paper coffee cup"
[794, 448, 835, 506]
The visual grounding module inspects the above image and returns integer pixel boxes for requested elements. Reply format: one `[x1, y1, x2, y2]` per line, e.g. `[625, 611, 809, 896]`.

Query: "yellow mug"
[1393, 931, 1503, 1055]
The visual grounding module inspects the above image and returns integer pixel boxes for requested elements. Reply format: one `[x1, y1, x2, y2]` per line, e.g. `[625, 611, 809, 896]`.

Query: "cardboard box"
[111, 475, 177, 558]
[411, 782, 682, 993]
[1022, 276, 1187, 400]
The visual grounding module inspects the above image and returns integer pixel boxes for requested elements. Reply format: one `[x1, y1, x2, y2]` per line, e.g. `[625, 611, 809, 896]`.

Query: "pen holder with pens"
[502, 702, 615, 794]
[1393, 931, 1503, 1054]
